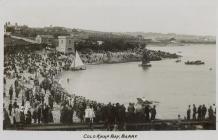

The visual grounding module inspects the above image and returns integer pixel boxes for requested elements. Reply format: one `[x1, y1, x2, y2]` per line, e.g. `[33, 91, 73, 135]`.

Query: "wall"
[57, 37, 75, 54]
[65, 38, 75, 53]
[57, 38, 67, 53]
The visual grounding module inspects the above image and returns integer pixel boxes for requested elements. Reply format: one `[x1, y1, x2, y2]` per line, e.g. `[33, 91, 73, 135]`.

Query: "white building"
[57, 36, 75, 54]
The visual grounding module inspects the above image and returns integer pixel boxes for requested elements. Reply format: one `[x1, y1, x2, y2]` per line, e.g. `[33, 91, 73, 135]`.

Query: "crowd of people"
[3, 50, 158, 130]
[186, 104, 216, 121]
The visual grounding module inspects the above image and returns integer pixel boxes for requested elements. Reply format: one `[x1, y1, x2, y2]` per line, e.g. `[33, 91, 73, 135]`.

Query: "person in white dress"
[85, 105, 95, 129]
[90, 106, 95, 123]
[44, 93, 50, 106]
[69, 97, 74, 108]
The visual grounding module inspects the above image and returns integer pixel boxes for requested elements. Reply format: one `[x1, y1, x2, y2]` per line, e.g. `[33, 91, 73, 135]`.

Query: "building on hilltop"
[57, 36, 76, 54]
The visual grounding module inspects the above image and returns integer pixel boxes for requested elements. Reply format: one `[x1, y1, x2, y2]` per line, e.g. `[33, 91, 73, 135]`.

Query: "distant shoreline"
[146, 42, 216, 47]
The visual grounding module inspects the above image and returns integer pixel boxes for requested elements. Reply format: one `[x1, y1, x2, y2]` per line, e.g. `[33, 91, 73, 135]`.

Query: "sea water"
[60, 44, 216, 119]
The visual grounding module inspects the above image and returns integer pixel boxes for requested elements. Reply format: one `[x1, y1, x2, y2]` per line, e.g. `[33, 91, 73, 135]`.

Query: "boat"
[185, 60, 205, 65]
[70, 51, 86, 70]
[138, 63, 152, 67]
[175, 59, 181, 63]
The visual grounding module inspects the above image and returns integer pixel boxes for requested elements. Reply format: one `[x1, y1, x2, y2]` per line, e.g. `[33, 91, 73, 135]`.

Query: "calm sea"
[60, 44, 216, 119]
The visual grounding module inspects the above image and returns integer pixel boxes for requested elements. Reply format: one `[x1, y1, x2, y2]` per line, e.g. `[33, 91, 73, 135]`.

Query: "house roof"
[37, 35, 54, 38]
[58, 36, 74, 39]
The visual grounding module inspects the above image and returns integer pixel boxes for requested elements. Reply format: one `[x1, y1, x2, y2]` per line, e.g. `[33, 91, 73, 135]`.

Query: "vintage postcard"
[0, 0, 217, 140]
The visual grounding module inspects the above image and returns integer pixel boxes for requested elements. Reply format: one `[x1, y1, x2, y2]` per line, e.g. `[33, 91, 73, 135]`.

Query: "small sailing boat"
[175, 59, 181, 63]
[70, 51, 86, 71]
[138, 63, 152, 67]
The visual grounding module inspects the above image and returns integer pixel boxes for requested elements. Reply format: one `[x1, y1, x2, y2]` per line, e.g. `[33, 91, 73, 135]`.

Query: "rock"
[80, 48, 180, 65]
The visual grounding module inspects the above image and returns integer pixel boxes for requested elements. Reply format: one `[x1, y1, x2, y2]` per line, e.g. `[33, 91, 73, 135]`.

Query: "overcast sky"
[0, 0, 216, 35]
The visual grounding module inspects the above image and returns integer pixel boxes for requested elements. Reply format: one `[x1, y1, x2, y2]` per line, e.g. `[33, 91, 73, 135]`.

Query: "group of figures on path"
[186, 104, 216, 121]
[56, 101, 156, 131]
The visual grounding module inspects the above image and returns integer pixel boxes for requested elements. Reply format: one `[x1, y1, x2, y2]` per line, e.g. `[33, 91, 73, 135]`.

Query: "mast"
[74, 52, 76, 68]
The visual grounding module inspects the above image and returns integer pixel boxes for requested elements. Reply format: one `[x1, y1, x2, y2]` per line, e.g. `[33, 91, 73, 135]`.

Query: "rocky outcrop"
[146, 50, 179, 61]
[80, 51, 141, 64]
[80, 49, 180, 65]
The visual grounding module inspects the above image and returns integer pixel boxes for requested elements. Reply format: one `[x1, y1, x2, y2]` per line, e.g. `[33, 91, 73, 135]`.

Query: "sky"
[0, 0, 216, 35]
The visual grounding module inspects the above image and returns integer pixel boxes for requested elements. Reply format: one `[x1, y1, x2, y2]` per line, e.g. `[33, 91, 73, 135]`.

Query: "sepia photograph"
[1, 0, 216, 133]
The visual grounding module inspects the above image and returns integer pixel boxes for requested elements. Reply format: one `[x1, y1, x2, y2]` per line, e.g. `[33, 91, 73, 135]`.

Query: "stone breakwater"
[80, 49, 180, 64]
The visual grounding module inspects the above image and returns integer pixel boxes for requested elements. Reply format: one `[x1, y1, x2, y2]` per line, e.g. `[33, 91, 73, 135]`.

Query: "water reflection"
[141, 66, 150, 71]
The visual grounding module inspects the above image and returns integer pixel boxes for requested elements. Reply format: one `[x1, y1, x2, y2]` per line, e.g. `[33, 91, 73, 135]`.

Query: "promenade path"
[10, 35, 38, 44]
[5, 120, 216, 131]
